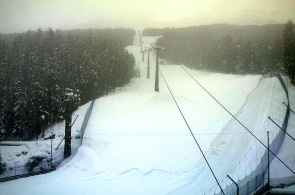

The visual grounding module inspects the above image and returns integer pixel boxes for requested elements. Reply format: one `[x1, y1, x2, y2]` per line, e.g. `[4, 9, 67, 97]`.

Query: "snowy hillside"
[0, 35, 292, 195]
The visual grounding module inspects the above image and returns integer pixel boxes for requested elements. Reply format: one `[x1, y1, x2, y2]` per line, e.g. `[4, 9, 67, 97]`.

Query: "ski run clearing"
[1, 35, 295, 195]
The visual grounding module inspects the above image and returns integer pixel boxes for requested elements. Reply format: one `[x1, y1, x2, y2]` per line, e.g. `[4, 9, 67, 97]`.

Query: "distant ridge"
[143, 23, 284, 40]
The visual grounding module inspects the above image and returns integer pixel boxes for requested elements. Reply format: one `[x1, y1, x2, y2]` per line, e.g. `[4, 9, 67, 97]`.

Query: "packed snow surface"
[270, 77, 295, 179]
[0, 35, 290, 195]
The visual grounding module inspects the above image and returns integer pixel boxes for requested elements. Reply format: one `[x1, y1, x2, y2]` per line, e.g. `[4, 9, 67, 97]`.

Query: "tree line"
[0, 28, 135, 48]
[0, 28, 136, 141]
[143, 23, 295, 76]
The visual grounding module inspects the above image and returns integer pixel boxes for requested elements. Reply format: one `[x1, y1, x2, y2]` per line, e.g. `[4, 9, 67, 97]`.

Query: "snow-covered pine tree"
[0, 28, 136, 140]
[283, 20, 295, 82]
[0, 151, 5, 174]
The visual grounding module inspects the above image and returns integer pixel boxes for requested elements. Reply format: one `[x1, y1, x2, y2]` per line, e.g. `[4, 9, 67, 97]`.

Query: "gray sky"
[0, 0, 295, 33]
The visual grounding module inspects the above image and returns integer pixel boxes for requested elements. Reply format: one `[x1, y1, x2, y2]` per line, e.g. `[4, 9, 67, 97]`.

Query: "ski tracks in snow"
[170, 76, 287, 194]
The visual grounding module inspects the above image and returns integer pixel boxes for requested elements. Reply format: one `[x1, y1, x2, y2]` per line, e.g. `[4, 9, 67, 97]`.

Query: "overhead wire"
[158, 67, 225, 195]
[180, 65, 295, 175]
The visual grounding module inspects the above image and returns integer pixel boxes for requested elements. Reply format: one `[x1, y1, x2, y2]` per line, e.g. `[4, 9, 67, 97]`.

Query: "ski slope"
[0, 35, 288, 195]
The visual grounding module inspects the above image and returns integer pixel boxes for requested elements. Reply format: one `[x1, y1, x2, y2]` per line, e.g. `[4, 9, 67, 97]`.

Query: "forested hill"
[0, 28, 136, 141]
[143, 24, 284, 40]
[0, 28, 136, 48]
[143, 24, 286, 74]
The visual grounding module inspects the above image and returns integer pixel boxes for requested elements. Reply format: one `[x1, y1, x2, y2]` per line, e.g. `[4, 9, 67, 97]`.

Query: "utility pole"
[51, 132, 53, 167]
[140, 41, 144, 51]
[64, 100, 72, 158]
[138, 30, 144, 52]
[141, 50, 146, 62]
[154, 47, 159, 92]
[138, 30, 141, 48]
[227, 175, 239, 195]
[146, 48, 152, 79]
[267, 131, 270, 188]
[153, 46, 166, 92]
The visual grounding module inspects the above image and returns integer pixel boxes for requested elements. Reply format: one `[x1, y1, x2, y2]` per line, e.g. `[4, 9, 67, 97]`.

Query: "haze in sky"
[0, 0, 295, 33]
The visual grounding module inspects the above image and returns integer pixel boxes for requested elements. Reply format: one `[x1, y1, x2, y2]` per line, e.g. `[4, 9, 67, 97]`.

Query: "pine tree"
[0, 28, 135, 140]
[0, 151, 5, 174]
[283, 20, 295, 82]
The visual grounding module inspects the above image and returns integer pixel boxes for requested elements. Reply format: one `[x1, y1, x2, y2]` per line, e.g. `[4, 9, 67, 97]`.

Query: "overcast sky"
[0, 0, 295, 34]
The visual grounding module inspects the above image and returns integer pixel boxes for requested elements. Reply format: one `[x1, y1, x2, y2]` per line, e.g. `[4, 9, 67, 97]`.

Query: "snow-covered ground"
[269, 77, 295, 179]
[0, 35, 293, 195]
